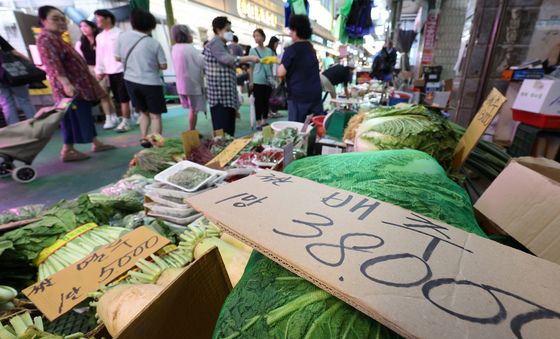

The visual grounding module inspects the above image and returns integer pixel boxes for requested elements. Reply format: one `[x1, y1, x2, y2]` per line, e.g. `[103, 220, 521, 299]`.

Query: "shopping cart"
[0, 98, 72, 183]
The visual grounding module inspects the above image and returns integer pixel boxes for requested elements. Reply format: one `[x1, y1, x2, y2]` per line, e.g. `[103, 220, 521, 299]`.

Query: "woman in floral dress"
[37, 6, 115, 162]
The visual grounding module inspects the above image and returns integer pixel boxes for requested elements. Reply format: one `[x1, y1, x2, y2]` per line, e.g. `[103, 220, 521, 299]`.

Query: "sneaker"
[131, 112, 140, 126]
[115, 119, 130, 133]
[103, 116, 118, 130]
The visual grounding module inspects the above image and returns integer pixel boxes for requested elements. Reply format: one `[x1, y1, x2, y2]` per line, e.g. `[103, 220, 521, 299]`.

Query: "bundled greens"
[0, 195, 112, 288]
[353, 105, 458, 169]
[0, 312, 85, 339]
[450, 123, 511, 180]
[213, 150, 485, 339]
[125, 138, 184, 178]
[0, 195, 111, 261]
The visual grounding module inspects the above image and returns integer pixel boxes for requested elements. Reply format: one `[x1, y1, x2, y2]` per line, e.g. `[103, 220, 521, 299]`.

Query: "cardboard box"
[474, 157, 560, 264]
[512, 79, 560, 116]
[103, 247, 231, 338]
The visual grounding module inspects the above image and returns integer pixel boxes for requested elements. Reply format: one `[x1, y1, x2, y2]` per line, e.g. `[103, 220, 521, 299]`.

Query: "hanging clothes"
[285, 0, 310, 27]
[337, 0, 355, 44]
[345, 0, 374, 40]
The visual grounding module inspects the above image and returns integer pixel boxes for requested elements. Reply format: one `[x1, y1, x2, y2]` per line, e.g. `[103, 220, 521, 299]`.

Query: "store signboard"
[453, 88, 507, 169]
[23, 227, 170, 320]
[421, 10, 439, 64]
[311, 34, 326, 45]
[187, 171, 560, 339]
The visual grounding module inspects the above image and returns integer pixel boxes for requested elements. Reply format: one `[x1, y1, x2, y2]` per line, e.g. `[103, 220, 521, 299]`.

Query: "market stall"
[1, 91, 559, 338]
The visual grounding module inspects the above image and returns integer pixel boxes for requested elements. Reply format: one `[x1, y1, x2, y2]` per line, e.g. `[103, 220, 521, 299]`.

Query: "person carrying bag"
[0, 35, 40, 126]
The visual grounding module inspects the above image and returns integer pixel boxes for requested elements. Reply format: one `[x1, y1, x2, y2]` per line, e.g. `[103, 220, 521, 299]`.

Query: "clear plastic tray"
[154, 161, 227, 192]
[146, 211, 203, 225]
[144, 202, 196, 218]
[145, 192, 187, 209]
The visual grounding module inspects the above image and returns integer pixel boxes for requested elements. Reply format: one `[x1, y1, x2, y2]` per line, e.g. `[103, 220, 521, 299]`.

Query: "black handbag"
[269, 80, 288, 111]
[0, 51, 46, 87]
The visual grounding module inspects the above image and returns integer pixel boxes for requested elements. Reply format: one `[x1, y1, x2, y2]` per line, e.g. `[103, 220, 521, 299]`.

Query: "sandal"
[92, 143, 117, 152]
[140, 138, 153, 148]
[61, 150, 90, 162]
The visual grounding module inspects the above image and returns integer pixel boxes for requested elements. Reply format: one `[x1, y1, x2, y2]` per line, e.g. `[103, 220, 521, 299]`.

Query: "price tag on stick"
[23, 227, 170, 321]
[452, 88, 506, 169]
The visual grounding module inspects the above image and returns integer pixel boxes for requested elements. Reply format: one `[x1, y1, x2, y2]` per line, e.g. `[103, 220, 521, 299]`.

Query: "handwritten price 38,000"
[269, 190, 560, 338]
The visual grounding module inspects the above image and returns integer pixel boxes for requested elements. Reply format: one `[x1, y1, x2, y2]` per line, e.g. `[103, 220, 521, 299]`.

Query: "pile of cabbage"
[350, 104, 458, 170]
[213, 150, 485, 339]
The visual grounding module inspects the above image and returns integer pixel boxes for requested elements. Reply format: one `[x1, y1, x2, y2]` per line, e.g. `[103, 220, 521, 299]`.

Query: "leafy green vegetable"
[0, 195, 111, 263]
[88, 191, 144, 213]
[214, 150, 485, 339]
[125, 138, 185, 178]
[355, 105, 458, 170]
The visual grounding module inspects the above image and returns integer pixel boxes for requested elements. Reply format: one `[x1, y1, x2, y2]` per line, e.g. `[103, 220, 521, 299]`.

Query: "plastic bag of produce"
[0, 205, 43, 224]
[213, 150, 485, 339]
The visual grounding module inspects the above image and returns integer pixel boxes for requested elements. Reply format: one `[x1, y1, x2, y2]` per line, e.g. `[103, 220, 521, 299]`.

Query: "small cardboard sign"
[181, 130, 201, 156]
[23, 227, 170, 321]
[452, 88, 506, 169]
[205, 136, 252, 169]
[214, 129, 225, 137]
[282, 142, 294, 168]
[186, 171, 560, 339]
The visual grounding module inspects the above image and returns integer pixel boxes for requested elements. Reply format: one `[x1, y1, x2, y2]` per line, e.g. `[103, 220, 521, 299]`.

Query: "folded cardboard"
[112, 247, 231, 338]
[512, 79, 560, 116]
[187, 170, 560, 339]
[474, 157, 560, 264]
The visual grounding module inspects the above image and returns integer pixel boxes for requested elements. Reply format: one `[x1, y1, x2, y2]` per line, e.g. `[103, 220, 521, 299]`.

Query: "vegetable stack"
[89, 217, 252, 337]
[36, 224, 128, 281]
[348, 104, 458, 170]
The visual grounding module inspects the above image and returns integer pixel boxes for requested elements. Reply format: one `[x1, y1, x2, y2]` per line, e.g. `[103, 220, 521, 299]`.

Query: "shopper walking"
[115, 9, 167, 146]
[0, 35, 36, 126]
[171, 25, 207, 131]
[249, 29, 274, 129]
[277, 15, 323, 123]
[371, 41, 397, 82]
[37, 6, 115, 162]
[203, 16, 259, 136]
[74, 20, 117, 128]
[94, 9, 132, 132]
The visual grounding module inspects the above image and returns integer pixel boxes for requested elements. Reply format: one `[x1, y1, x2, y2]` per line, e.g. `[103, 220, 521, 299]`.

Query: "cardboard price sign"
[181, 130, 201, 156]
[23, 227, 170, 321]
[206, 136, 252, 169]
[452, 88, 506, 169]
[186, 171, 560, 339]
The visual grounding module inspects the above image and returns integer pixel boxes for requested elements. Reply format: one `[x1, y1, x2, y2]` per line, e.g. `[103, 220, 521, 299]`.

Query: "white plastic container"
[155, 161, 227, 192]
[271, 121, 312, 136]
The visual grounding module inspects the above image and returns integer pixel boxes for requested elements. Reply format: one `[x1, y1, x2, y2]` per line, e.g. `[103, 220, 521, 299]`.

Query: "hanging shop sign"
[421, 10, 439, 65]
[237, 0, 278, 28]
[311, 34, 325, 45]
[227, 0, 284, 29]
